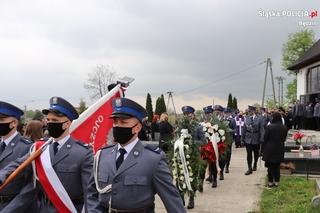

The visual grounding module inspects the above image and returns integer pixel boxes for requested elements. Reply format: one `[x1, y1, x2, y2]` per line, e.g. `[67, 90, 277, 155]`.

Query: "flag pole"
[0, 138, 52, 192]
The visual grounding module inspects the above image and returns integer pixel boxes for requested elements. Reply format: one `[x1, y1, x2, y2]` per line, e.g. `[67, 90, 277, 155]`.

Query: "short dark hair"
[271, 112, 282, 124]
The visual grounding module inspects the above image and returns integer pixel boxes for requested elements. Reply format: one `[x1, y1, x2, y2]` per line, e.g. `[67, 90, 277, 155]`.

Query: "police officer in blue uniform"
[176, 106, 206, 209]
[0, 97, 94, 212]
[242, 106, 264, 175]
[213, 105, 224, 121]
[0, 101, 37, 212]
[223, 107, 235, 174]
[87, 97, 185, 213]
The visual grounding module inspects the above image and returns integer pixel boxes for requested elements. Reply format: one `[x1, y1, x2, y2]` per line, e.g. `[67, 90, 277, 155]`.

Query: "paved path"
[155, 146, 266, 213]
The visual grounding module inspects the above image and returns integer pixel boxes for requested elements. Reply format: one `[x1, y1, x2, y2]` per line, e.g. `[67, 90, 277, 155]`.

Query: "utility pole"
[281, 76, 285, 105]
[275, 76, 285, 105]
[261, 58, 276, 107]
[276, 77, 281, 105]
[166, 91, 177, 118]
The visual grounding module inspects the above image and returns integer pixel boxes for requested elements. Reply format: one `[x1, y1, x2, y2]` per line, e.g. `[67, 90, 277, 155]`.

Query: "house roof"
[288, 39, 320, 71]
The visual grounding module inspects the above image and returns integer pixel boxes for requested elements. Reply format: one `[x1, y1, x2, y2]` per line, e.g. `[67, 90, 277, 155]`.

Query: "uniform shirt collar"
[117, 137, 139, 157]
[53, 134, 70, 149]
[1, 131, 18, 146]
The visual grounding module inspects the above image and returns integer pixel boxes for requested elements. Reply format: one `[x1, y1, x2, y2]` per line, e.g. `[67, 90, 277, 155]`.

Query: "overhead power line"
[177, 60, 266, 95]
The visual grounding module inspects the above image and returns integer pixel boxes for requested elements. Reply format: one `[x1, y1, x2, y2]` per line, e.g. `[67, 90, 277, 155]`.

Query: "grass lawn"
[259, 176, 320, 213]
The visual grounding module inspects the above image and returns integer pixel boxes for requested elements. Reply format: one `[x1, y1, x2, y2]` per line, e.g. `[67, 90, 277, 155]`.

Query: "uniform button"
[113, 191, 117, 195]
[114, 178, 118, 183]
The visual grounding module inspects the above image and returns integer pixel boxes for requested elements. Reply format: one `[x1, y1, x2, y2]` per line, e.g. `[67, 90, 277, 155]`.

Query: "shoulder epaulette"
[101, 144, 116, 150]
[144, 144, 161, 154]
[20, 138, 32, 145]
[76, 141, 91, 149]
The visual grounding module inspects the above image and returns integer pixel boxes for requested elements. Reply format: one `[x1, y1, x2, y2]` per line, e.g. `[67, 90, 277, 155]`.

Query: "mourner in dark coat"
[158, 113, 173, 152]
[262, 112, 288, 188]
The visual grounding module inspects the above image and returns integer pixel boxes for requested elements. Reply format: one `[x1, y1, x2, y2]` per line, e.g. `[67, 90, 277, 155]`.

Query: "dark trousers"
[235, 135, 242, 147]
[267, 163, 280, 182]
[225, 145, 232, 169]
[296, 116, 303, 129]
[198, 162, 206, 187]
[219, 159, 225, 174]
[209, 163, 218, 181]
[305, 117, 316, 130]
[245, 144, 260, 169]
[316, 117, 320, 130]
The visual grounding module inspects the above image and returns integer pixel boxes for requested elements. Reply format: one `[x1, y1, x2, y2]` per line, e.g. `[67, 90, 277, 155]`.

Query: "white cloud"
[0, 0, 319, 110]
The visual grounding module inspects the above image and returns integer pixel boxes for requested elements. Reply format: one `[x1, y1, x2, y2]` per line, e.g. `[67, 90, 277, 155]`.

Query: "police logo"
[133, 151, 139, 156]
[115, 99, 122, 107]
[52, 97, 59, 105]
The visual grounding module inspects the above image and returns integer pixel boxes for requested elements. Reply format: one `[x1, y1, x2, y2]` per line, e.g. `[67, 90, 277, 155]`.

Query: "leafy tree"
[282, 30, 315, 71]
[155, 94, 167, 115]
[79, 98, 88, 114]
[232, 97, 238, 110]
[160, 94, 167, 114]
[155, 97, 161, 115]
[286, 79, 297, 104]
[253, 103, 261, 109]
[145, 93, 153, 122]
[265, 99, 278, 109]
[282, 30, 315, 103]
[227, 93, 233, 108]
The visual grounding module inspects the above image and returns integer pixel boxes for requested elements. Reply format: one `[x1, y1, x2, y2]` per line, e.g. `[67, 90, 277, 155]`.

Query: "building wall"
[297, 60, 320, 99]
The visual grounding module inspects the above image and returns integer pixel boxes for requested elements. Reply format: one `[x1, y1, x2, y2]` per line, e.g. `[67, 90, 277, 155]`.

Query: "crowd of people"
[130, 103, 292, 209]
[291, 98, 320, 130]
[0, 95, 292, 212]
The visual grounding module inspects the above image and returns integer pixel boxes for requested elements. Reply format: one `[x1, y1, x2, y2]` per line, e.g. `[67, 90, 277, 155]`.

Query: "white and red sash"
[33, 141, 77, 213]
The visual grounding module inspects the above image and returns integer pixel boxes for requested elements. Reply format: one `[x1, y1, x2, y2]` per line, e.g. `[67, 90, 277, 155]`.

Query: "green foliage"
[227, 93, 233, 108]
[155, 97, 161, 115]
[145, 93, 153, 122]
[170, 115, 204, 196]
[78, 98, 88, 114]
[33, 110, 43, 119]
[253, 103, 261, 109]
[282, 30, 316, 71]
[160, 94, 167, 113]
[265, 99, 279, 109]
[175, 116, 198, 136]
[260, 177, 319, 213]
[232, 97, 238, 110]
[155, 94, 167, 115]
[286, 78, 297, 104]
[171, 136, 202, 196]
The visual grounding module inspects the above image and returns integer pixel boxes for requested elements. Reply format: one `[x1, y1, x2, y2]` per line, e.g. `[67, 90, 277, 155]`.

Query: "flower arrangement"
[200, 122, 226, 164]
[171, 129, 201, 196]
[172, 136, 193, 191]
[293, 132, 305, 145]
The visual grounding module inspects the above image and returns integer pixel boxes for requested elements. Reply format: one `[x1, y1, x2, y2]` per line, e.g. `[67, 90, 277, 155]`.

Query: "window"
[307, 65, 320, 94]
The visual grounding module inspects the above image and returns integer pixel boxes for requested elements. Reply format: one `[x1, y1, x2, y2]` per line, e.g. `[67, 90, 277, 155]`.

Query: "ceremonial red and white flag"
[70, 85, 123, 152]
[34, 141, 77, 213]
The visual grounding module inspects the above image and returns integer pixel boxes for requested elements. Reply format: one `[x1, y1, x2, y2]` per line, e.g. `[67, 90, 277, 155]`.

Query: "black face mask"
[113, 124, 138, 144]
[47, 121, 68, 138]
[0, 122, 13, 136]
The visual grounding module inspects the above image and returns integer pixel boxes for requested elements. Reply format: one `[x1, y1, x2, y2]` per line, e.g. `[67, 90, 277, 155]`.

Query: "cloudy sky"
[0, 0, 319, 112]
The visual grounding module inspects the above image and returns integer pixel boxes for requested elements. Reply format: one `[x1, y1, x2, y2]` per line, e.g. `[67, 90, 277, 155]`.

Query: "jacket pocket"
[124, 175, 147, 186]
[55, 165, 78, 173]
